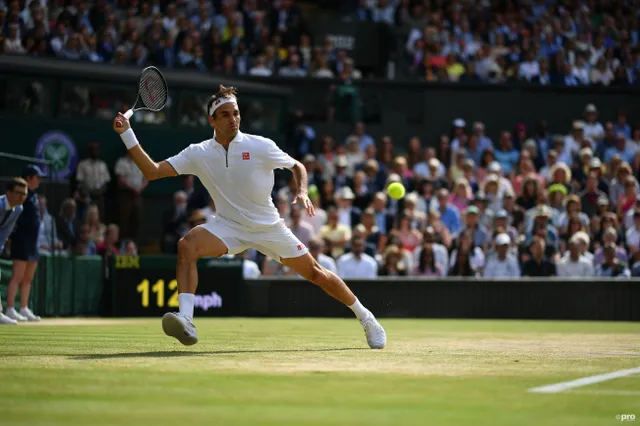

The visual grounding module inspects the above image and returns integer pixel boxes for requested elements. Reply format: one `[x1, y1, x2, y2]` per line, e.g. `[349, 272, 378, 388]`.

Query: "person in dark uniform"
[0, 177, 28, 324]
[5, 165, 45, 322]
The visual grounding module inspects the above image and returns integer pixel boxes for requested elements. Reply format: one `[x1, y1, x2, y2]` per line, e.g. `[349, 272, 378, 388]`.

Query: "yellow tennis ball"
[387, 182, 406, 200]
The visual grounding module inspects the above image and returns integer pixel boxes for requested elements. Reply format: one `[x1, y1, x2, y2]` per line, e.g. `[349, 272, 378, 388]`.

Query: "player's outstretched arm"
[112, 112, 177, 181]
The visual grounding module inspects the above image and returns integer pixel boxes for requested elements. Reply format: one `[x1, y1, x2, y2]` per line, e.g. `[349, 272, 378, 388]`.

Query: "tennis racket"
[123, 66, 168, 119]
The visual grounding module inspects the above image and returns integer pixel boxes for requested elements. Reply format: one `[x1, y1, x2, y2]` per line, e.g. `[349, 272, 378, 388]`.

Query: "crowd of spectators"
[365, 0, 640, 85]
[4, 0, 640, 87]
[224, 102, 638, 280]
[0, 0, 365, 80]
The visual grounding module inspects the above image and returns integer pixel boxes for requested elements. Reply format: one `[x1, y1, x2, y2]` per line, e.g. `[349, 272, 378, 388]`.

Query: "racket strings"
[138, 70, 167, 111]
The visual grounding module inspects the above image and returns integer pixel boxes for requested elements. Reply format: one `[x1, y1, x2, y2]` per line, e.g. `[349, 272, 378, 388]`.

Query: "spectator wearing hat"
[449, 177, 472, 214]
[548, 184, 568, 214]
[450, 119, 467, 152]
[5, 166, 45, 322]
[583, 104, 605, 145]
[332, 155, 353, 192]
[525, 205, 559, 252]
[486, 161, 515, 199]
[571, 147, 595, 187]
[564, 120, 590, 163]
[344, 136, 364, 177]
[336, 186, 361, 229]
[360, 158, 386, 194]
[460, 205, 489, 251]
[482, 175, 503, 214]
[579, 172, 605, 218]
[378, 245, 408, 277]
[521, 236, 557, 277]
[491, 208, 519, 243]
[449, 149, 468, 184]
[595, 243, 630, 278]
[483, 233, 520, 278]
[557, 235, 595, 277]
[587, 157, 610, 194]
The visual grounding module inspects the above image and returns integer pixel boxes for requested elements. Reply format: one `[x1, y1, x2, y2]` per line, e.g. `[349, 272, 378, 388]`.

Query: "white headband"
[209, 96, 238, 116]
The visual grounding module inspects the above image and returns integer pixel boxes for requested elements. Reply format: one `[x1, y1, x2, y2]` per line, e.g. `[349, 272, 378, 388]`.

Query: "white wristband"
[120, 129, 139, 150]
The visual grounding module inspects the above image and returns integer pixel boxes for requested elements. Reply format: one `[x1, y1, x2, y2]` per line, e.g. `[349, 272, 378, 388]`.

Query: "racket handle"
[124, 109, 134, 119]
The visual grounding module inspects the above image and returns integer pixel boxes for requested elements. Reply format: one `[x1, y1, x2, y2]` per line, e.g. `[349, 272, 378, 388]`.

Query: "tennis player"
[113, 85, 386, 349]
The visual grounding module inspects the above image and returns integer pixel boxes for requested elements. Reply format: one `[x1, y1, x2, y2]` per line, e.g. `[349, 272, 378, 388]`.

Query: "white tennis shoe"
[6, 308, 27, 322]
[0, 313, 17, 325]
[20, 307, 41, 322]
[360, 314, 386, 349]
[162, 312, 198, 346]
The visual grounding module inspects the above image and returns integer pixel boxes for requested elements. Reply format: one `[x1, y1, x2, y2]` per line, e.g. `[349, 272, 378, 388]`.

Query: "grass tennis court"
[1, 318, 639, 426]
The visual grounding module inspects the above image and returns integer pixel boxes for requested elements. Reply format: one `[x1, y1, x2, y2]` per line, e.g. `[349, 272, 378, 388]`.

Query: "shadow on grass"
[71, 347, 366, 360]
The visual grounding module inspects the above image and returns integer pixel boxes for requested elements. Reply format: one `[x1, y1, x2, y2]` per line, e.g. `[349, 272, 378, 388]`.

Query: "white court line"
[565, 390, 640, 396]
[529, 367, 640, 393]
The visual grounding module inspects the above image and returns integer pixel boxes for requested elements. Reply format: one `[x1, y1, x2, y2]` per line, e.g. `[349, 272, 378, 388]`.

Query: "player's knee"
[307, 262, 326, 285]
[177, 237, 196, 262]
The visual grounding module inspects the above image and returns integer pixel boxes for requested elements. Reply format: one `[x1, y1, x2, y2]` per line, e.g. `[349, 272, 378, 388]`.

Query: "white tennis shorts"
[200, 215, 309, 262]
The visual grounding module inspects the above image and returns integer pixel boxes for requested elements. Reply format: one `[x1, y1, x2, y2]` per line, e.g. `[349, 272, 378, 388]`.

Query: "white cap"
[337, 186, 355, 200]
[453, 118, 466, 128]
[488, 161, 502, 173]
[495, 233, 511, 246]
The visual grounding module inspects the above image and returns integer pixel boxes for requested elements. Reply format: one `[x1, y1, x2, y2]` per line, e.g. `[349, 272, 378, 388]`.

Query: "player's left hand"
[292, 192, 315, 217]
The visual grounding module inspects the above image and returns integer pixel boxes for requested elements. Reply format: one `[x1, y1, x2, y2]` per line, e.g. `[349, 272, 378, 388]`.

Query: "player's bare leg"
[282, 253, 386, 349]
[162, 226, 229, 346]
[6, 260, 27, 321]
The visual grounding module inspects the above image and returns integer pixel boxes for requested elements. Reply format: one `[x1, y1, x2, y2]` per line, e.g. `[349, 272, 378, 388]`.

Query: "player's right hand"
[113, 113, 131, 135]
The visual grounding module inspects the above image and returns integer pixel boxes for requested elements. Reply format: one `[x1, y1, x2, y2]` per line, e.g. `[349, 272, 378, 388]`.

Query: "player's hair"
[207, 85, 239, 118]
[7, 177, 27, 192]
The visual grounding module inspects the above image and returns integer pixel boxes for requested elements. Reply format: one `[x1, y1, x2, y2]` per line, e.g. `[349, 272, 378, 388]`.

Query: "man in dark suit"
[336, 186, 362, 229]
[55, 198, 80, 250]
[0, 177, 28, 324]
[333, 155, 354, 192]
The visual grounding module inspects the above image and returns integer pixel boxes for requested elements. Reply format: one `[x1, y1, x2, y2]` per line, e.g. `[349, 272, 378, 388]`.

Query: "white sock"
[348, 298, 371, 321]
[178, 293, 195, 318]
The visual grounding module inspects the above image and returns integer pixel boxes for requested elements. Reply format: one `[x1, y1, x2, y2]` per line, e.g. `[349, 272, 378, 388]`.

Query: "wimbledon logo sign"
[35, 131, 78, 180]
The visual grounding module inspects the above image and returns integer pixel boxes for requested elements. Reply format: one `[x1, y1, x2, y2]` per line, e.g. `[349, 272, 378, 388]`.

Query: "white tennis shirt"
[166, 131, 295, 229]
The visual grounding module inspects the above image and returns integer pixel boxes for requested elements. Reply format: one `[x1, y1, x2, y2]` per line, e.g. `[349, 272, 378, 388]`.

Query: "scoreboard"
[111, 255, 243, 317]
